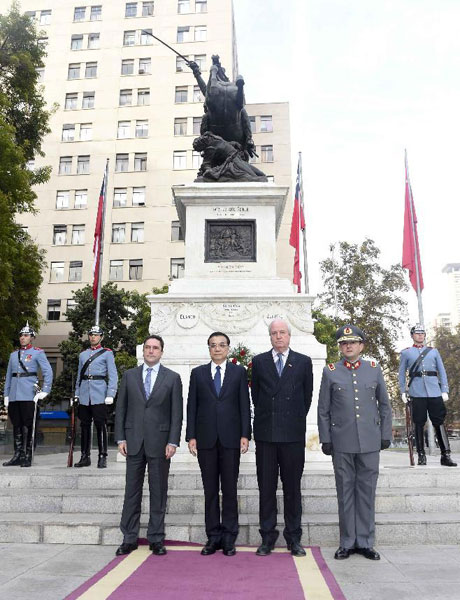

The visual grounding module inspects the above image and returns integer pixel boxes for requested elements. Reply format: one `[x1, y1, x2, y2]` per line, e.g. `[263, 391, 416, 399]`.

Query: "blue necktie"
[276, 353, 284, 377]
[214, 365, 222, 395]
[144, 367, 152, 398]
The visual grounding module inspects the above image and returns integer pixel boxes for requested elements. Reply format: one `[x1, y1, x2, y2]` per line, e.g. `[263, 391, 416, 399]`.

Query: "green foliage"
[432, 326, 460, 428]
[115, 351, 138, 378]
[47, 338, 81, 405]
[312, 309, 339, 364]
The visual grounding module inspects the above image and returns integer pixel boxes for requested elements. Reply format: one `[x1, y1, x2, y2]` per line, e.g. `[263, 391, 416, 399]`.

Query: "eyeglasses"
[209, 343, 228, 349]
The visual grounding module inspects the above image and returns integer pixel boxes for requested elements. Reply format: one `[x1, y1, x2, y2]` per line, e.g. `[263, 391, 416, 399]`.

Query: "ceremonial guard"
[74, 325, 118, 468]
[318, 325, 392, 560]
[399, 324, 456, 467]
[3, 323, 52, 467]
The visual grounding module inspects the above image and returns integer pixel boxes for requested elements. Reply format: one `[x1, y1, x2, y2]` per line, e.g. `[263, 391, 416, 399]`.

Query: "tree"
[432, 326, 460, 429]
[312, 309, 340, 364]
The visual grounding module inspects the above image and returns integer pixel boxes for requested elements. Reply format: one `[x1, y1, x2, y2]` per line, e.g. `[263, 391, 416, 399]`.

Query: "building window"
[192, 150, 202, 169]
[71, 34, 83, 50]
[66, 299, 77, 315]
[261, 145, 274, 162]
[193, 85, 203, 102]
[65, 93, 78, 110]
[195, 0, 207, 13]
[56, 191, 70, 209]
[171, 220, 184, 241]
[77, 155, 90, 174]
[129, 259, 143, 280]
[135, 120, 148, 138]
[47, 299, 61, 320]
[118, 120, 131, 138]
[82, 91, 95, 108]
[249, 116, 256, 134]
[260, 115, 273, 133]
[53, 225, 67, 245]
[68, 63, 81, 79]
[74, 7, 86, 21]
[139, 57, 151, 74]
[131, 222, 144, 243]
[59, 156, 72, 175]
[125, 2, 137, 17]
[176, 56, 187, 72]
[71, 224, 85, 245]
[132, 187, 145, 206]
[85, 62, 97, 78]
[123, 30, 135, 46]
[175, 86, 188, 103]
[177, 1, 190, 14]
[25, 11, 37, 20]
[193, 116, 201, 135]
[140, 29, 153, 45]
[120, 89, 133, 106]
[50, 262, 65, 282]
[112, 223, 126, 243]
[109, 260, 123, 281]
[88, 33, 100, 49]
[116, 154, 129, 172]
[80, 123, 92, 141]
[62, 124, 75, 142]
[173, 151, 187, 169]
[121, 59, 134, 75]
[194, 26, 207, 41]
[170, 258, 185, 279]
[142, 1, 154, 16]
[114, 188, 127, 207]
[75, 189, 88, 209]
[40, 9, 52, 24]
[177, 26, 190, 43]
[266, 175, 275, 183]
[174, 117, 187, 136]
[194, 54, 206, 70]
[137, 88, 150, 105]
[90, 5, 102, 21]
[69, 261, 83, 282]
[134, 152, 147, 171]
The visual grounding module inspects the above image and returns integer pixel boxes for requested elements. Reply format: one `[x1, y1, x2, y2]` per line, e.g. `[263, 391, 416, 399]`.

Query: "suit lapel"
[219, 361, 234, 398]
[272, 349, 296, 393]
[205, 362, 218, 399]
[136, 365, 146, 401]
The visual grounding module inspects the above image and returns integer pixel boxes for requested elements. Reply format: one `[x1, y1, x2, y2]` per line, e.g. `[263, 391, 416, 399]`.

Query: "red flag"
[290, 160, 305, 292]
[402, 154, 424, 292]
[92, 165, 108, 299]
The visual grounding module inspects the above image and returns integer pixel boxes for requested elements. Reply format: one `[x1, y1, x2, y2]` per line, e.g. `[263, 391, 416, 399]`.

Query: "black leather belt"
[12, 372, 38, 378]
[82, 375, 107, 381]
[413, 371, 437, 377]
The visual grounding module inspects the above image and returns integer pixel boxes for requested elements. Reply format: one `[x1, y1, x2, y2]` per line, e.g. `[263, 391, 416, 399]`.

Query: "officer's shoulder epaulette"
[104, 347, 112, 352]
[370, 360, 377, 368]
[33, 346, 43, 351]
[327, 363, 336, 371]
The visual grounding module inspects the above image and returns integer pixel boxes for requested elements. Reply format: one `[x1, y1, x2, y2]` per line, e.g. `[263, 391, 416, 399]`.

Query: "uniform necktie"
[144, 367, 152, 398]
[277, 353, 284, 377]
[214, 365, 222, 395]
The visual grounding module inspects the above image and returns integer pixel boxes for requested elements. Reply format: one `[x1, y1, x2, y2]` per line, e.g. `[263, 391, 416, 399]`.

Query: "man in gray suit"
[114, 335, 183, 556]
[318, 325, 392, 561]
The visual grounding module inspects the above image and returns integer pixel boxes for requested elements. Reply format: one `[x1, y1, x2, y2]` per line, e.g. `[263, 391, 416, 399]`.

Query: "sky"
[232, 0, 460, 334]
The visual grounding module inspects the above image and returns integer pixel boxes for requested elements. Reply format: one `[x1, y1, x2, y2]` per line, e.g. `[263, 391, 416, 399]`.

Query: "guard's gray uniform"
[318, 358, 392, 549]
[5, 345, 53, 401]
[75, 346, 118, 405]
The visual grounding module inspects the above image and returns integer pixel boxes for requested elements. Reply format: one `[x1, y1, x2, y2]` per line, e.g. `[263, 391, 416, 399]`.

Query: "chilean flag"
[402, 152, 424, 292]
[289, 159, 305, 293]
[92, 163, 108, 299]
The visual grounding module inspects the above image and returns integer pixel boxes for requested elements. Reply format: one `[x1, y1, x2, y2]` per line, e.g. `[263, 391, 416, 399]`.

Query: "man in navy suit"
[186, 332, 251, 556]
[252, 319, 313, 557]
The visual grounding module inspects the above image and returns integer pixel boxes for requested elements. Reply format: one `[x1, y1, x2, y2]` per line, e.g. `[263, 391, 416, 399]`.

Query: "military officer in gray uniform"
[399, 324, 456, 467]
[318, 325, 392, 561]
[3, 323, 53, 467]
[74, 325, 118, 468]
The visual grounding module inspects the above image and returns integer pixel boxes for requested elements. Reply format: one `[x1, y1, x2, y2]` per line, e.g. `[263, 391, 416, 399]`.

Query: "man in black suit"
[114, 335, 183, 557]
[186, 332, 251, 556]
[252, 319, 313, 557]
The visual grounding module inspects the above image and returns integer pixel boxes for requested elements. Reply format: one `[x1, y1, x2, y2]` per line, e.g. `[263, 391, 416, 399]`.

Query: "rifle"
[67, 371, 76, 467]
[405, 399, 415, 467]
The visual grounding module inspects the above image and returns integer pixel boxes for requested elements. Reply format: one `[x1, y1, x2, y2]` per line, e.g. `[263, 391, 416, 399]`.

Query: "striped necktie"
[276, 353, 284, 377]
[144, 367, 153, 398]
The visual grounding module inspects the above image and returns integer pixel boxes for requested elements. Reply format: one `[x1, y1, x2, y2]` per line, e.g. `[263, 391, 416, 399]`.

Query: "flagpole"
[298, 152, 309, 294]
[95, 159, 109, 326]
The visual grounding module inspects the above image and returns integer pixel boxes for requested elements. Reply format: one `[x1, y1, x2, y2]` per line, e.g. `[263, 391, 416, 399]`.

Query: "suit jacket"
[185, 361, 251, 449]
[114, 364, 183, 458]
[252, 349, 313, 443]
[318, 359, 392, 453]
[399, 345, 449, 397]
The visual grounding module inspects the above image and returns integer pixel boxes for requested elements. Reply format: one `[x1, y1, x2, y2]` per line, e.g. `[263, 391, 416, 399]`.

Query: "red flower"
[232, 358, 237, 364]
[240, 349, 246, 356]
[248, 362, 252, 368]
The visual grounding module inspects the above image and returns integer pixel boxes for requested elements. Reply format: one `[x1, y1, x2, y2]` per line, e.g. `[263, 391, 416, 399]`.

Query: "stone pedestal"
[143, 183, 326, 450]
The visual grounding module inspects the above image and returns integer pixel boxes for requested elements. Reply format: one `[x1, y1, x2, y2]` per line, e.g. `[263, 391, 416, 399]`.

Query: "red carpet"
[66, 541, 346, 600]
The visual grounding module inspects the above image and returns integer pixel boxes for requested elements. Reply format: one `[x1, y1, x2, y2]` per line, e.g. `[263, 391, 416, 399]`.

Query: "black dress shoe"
[201, 540, 221, 555]
[287, 541, 306, 557]
[441, 453, 457, 467]
[150, 542, 167, 555]
[223, 544, 236, 556]
[356, 547, 380, 560]
[417, 453, 427, 466]
[256, 543, 274, 556]
[334, 547, 353, 560]
[116, 542, 138, 556]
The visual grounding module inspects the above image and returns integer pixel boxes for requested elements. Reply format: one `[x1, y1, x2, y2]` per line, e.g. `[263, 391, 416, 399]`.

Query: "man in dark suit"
[252, 319, 313, 557]
[114, 335, 183, 557]
[186, 332, 251, 557]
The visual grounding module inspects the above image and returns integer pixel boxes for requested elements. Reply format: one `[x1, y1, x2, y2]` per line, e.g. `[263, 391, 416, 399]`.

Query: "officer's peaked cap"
[336, 324, 365, 343]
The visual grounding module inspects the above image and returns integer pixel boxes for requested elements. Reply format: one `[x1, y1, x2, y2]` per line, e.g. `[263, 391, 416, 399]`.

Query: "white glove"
[33, 391, 48, 404]
[105, 396, 114, 405]
[3, 397, 8, 408]
[442, 392, 449, 402]
[401, 393, 408, 404]
[70, 396, 79, 407]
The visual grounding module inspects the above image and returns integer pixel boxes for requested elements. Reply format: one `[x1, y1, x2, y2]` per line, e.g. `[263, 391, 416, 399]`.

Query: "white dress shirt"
[142, 362, 160, 395]
[272, 348, 290, 369]
[211, 360, 227, 384]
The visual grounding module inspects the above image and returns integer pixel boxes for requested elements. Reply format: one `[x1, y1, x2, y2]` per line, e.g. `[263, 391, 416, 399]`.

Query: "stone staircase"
[0, 450, 459, 546]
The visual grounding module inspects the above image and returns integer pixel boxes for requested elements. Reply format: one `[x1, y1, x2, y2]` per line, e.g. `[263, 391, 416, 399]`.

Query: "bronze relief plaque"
[205, 220, 256, 263]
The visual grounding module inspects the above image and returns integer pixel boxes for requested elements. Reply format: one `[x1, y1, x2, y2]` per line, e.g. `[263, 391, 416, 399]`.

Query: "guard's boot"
[21, 426, 34, 467]
[96, 423, 108, 469]
[3, 427, 25, 466]
[74, 425, 91, 467]
[435, 424, 457, 467]
[414, 424, 427, 465]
